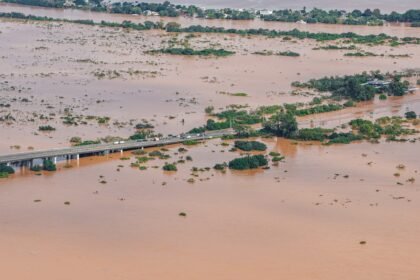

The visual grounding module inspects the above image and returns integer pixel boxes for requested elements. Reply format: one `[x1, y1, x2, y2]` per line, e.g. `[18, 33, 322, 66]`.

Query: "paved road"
[0, 130, 234, 165]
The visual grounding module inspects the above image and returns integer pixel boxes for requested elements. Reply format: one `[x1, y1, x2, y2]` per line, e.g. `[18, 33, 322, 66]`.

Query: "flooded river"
[140, 0, 420, 13]
[1, 3, 420, 37]
[0, 3, 419, 280]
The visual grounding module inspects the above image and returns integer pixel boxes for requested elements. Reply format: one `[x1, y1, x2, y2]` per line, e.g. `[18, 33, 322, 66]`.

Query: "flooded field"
[1, 139, 420, 279]
[0, 3, 419, 280]
[0, 13, 418, 152]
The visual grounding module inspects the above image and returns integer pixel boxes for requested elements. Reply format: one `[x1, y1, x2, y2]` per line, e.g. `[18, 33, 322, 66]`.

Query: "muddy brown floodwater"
[0, 3, 419, 280]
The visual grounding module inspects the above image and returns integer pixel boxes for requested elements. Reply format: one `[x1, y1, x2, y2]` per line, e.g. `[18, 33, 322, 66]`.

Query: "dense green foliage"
[234, 141, 267, 151]
[327, 132, 363, 144]
[405, 111, 417, 119]
[294, 128, 332, 141]
[263, 112, 298, 137]
[189, 109, 262, 133]
[108, 1, 254, 19]
[215, 110, 262, 125]
[261, 8, 420, 25]
[110, 1, 180, 17]
[162, 163, 177, 171]
[276, 115, 416, 144]
[292, 128, 362, 144]
[0, 164, 15, 174]
[42, 159, 57, 171]
[292, 72, 410, 101]
[129, 130, 153, 140]
[4, 0, 419, 27]
[293, 104, 343, 116]
[350, 117, 416, 140]
[228, 155, 268, 170]
[183, 140, 200, 146]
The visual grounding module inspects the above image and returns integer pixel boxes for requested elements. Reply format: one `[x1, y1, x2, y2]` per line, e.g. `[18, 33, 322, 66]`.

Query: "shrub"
[228, 155, 268, 170]
[214, 163, 227, 170]
[343, 100, 355, 107]
[405, 111, 417, 119]
[272, 156, 285, 162]
[294, 104, 343, 116]
[163, 163, 177, 171]
[379, 94, 387, 100]
[39, 125, 56, 131]
[205, 106, 214, 114]
[295, 128, 330, 141]
[328, 132, 363, 144]
[43, 159, 56, 171]
[234, 140, 267, 151]
[0, 164, 15, 174]
[149, 150, 164, 157]
[183, 140, 199, 146]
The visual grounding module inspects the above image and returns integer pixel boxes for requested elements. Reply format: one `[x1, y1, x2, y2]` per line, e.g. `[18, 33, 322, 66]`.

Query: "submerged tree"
[263, 112, 298, 137]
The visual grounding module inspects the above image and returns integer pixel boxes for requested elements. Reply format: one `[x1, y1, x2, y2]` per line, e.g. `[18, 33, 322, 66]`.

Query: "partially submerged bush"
[43, 159, 57, 171]
[228, 155, 268, 170]
[163, 163, 177, 171]
[0, 164, 15, 174]
[234, 140, 267, 151]
[405, 111, 417, 119]
[39, 125, 56, 131]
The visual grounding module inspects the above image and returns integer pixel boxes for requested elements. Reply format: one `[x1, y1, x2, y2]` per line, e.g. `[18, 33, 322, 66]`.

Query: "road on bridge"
[0, 130, 234, 166]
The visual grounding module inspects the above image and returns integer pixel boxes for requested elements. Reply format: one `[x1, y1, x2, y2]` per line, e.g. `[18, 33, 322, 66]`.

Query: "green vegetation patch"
[228, 155, 268, 170]
[163, 163, 177, 171]
[234, 140, 267, 151]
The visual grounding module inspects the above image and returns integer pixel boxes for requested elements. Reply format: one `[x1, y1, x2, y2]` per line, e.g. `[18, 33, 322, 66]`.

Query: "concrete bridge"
[0, 130, 234, 167]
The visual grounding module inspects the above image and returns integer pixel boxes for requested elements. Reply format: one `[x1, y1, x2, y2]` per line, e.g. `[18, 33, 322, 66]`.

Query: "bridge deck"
[0, 131, 232, 165]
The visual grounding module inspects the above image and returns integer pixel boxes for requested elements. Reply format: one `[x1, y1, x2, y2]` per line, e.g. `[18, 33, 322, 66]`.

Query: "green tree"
[388, 77, 408, 96]
[263, 112, 298, 137]
[43, 159, 57, 171]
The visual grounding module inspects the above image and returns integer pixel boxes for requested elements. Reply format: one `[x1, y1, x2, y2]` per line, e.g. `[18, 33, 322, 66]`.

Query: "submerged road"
[0, 130, 234, 165]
